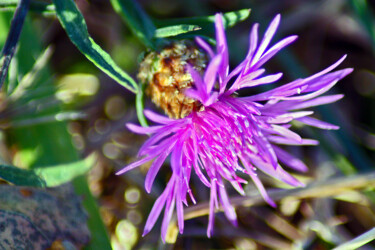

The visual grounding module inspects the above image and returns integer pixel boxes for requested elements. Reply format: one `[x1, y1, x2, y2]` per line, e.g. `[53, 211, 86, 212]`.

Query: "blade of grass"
[333, 227, 375, 250]
[7, 111, 87, 128]
[155, 9, 251, 31]
[154, 24, 201, 38]
[34, 154, 95, 187]
[110, 0, 156, 49]
[9, 45, 53, 99]
[0, 0, 30, 88]
[3, 8, 111, 248]
[0, 0, 55, 16]
[52, 0, 138, 93]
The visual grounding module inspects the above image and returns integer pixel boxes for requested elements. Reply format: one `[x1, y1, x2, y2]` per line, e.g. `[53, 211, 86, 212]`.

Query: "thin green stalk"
[0, 0, 30, 88]
[136, 83, 148, 127]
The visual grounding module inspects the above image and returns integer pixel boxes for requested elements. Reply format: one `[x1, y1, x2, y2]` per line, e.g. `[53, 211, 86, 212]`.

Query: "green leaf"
[0, 0, 55, 15]
[73, 176, 111, 250]
[349, 0, 375, 52]
[155, 9, 251, 31]
[0, 164, 45, 187]
[3, 8, 111, 249]
[9, 111, 87, 128]
[154, 24, 201, 38]
[221, 9, 251, 28]
[110, 0, 156, 49]
[0, 0, 18, 8]
[34, 154, 96, 187]
[52, 0, 138, 93]
[9, 45, 53, 99]
[0, 0, 30, 89]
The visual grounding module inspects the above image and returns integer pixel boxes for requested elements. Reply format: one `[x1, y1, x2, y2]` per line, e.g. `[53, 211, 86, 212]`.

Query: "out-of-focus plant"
[1, 0, 375, 249]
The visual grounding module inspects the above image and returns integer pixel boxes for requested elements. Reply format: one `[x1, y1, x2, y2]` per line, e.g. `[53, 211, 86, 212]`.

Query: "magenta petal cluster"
[118, 14, 352, 240]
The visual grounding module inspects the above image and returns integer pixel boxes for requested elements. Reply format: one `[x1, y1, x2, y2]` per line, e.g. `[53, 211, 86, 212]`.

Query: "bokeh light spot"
[113, 220, 138, 249]
[105, 96, 126, 120]
[103, 143, 121, 159]
[124, 187, 141, 204]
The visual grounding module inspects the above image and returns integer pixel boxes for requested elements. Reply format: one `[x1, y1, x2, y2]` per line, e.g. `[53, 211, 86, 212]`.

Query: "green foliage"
[155, 9, 251, 35]
[0, 7, 111, 249]
[3, 0, 375, 248]
[110, 0, 156, 49]
[52, 0, 138, 93]
[110, 1, 250, 49]
[154, 24, 201, 38]
[34, 154, 95, 187]
[0, 0, 54, 15]
[350, 0, 375, 52]
[0, 0, 30, 88]
[0, 164, 45, 187]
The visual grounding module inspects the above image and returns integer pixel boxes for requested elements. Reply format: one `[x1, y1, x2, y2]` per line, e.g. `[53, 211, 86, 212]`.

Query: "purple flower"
[118, 14, 352, 241]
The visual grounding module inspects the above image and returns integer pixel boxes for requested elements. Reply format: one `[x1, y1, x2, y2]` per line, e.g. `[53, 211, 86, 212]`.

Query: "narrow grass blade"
[0, 0, 30, 88]
[155, 9, 251, 31]
[154, 24, 201, 38]
[110, 0, 156, 49]
[34, 154, 95, 187]
[52, 0, 138, 93]
[333, 227, 375, 250]
[0, 0, 55, 15]
[9, 45, 53, 99]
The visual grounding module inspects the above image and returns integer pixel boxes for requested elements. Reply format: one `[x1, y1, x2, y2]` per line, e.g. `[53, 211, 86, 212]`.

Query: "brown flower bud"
[137, 41, 208, 119]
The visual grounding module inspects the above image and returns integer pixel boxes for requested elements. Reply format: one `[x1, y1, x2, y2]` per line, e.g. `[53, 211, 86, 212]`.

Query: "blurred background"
[2, 0, 375, 249]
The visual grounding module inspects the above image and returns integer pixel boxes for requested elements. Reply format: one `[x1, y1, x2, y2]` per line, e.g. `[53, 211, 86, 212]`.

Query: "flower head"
[137, 41, 208, 118]
[118, 14, 352, 241]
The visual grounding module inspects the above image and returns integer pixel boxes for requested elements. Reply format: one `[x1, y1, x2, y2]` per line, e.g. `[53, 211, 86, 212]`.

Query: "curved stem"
[136, 83, 148, 127]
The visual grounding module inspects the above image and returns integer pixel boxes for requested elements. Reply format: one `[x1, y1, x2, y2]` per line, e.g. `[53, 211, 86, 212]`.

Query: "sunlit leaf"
[154, 24, 201, 38]
[34, 154, 96, 187]
[0, 164, 45, 187]
[0, 0, 55, 15]
[52, 0, 138, 93]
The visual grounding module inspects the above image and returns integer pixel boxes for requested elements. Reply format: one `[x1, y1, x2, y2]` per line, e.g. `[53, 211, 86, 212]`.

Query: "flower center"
[137, 41, 208, 119]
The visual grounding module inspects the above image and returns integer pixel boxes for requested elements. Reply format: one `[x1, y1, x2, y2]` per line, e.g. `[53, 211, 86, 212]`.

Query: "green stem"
[73, 176, 111, 250]
[136, 83, 148, 127]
